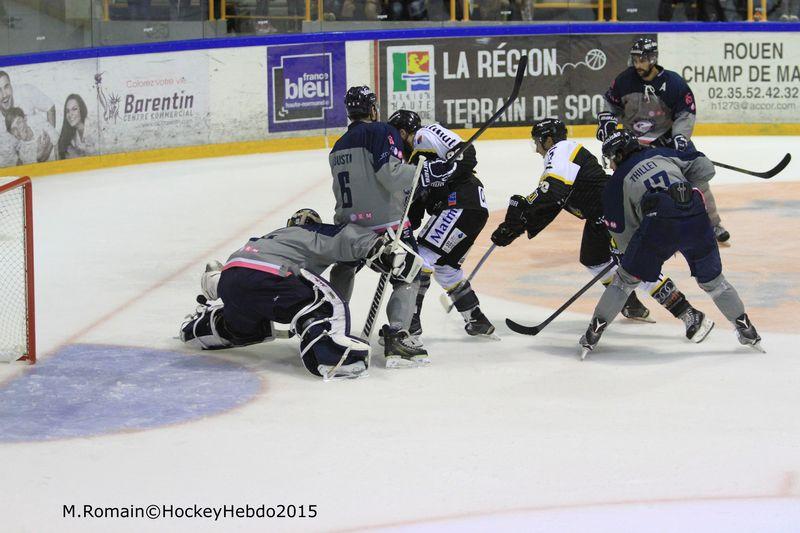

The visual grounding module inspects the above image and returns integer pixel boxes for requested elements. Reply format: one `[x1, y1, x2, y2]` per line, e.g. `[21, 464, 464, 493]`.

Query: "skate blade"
[718, 240, 732, 248]
[623, 314, 656, 323]
[580, 347, 591, 361]
[323, 370, 369, 382]
[470, 332, 501, 341]
[385, 355, 431, 369]
[747, 341, 766, 354]
[690, 318, 715, 344]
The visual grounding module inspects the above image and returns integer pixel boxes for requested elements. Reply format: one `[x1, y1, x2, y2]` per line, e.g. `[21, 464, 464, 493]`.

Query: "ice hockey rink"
[1, 136, 799, 532]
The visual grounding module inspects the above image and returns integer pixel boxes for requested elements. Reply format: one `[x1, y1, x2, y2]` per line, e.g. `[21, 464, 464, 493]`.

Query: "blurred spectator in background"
[338, 0, 381, 19]
[127, 0, 152, 20]
[780, 0, 799, 20]
[5, 107, 56, 163]
[58, 94, 96, 160]
[385, 0, 428, 20]
[658, 0, 727, 21]
[170, 0, 192, 20]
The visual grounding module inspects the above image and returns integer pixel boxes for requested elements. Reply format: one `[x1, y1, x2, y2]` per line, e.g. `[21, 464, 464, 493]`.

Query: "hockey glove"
[672, 134, 689, 151]
[365, 233, 423, 284]
[596, 111, 619, 142]
[490, 195, 529, 247]
[491, 224, 521, 247]
[420, 159, 457, 189]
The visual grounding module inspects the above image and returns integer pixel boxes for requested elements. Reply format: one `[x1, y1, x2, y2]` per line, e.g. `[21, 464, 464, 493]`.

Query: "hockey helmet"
[287, 208, 322, 227]
[531, 118, 568, 146]
[601, 129, 641, 164]
[388, 109, 422, 135]
[345, 86, 377, 119]
[630, 37, 658, 66]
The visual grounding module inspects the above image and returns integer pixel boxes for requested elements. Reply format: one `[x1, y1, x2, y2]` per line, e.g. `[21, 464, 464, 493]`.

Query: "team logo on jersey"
[267, 43, 347, 133]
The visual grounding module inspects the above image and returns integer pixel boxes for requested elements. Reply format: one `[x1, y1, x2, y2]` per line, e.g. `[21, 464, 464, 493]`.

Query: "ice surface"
[0, 137, 798, 532]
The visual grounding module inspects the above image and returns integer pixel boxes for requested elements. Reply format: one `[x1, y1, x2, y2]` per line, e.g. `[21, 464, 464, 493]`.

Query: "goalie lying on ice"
[179, 208, 422, 381]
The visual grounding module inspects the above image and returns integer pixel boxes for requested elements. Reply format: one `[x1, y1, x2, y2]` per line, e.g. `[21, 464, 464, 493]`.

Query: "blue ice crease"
[0, 344, 261, 442]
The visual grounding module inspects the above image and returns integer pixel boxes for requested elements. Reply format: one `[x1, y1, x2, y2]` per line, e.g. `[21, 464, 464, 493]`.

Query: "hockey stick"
[711, 153, 791, 179]
[444, 54, 527, 165]
[361, 156, 427, 342]
[439, 244, 497, 313]
[361, 56, 527, 340]
[505, 262, 615, 336]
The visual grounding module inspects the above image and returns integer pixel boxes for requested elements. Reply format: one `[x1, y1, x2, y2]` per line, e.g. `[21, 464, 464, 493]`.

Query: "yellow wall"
[6, 124, 799, 178]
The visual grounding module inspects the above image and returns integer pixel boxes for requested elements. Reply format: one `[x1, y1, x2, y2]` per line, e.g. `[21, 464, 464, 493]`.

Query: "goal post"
[0, 176, 35, 364]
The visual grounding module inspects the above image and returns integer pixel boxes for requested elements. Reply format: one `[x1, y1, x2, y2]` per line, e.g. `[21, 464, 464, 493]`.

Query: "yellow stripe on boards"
[4, 124, 798, 178]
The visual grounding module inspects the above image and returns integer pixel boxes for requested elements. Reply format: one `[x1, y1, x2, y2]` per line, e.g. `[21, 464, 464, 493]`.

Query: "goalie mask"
[286, 208, 322, 227]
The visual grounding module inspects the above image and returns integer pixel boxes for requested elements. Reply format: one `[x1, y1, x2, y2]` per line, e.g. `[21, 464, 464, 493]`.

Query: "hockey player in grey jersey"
[328, 86, 461, 367]
[388, 109, 496, 338]
[179, 208, 423, 380]
[579, 130, 763, 359]
[597, 37, 730, 244]
[492, 118, 712, 341]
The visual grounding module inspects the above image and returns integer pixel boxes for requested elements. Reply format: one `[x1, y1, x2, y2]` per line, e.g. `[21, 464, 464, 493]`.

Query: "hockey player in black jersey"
[491, 118, 713, 341]
[597, 37, 729, 244]
[388, 109, 496, 338]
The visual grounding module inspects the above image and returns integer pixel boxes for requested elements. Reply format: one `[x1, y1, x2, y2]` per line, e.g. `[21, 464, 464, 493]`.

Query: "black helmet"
[345, 85, 377, 119]
[630, 37, 658, 65]
[531, 118, 568, 145]
[602, 129, 641, 163]
[388, 109, 421, 134]
[287, 208, 322, 227]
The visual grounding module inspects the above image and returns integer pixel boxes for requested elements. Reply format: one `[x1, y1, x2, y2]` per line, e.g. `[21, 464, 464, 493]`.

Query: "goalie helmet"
[531, 118, 568, 146]
[602, 129, 641, 163]
[345, 85, 377, 119]
[286, 208, 322, 227]
[630, 37, 658, 65]
[388, 109, 421, 135]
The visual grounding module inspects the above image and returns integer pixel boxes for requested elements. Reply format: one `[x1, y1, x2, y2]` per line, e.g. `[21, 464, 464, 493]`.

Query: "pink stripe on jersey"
[370, 220, 412, 233]
[223, 259, 290, 276]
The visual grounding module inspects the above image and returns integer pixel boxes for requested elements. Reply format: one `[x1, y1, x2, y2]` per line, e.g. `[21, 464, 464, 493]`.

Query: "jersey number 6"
[338, 171, 353, 208]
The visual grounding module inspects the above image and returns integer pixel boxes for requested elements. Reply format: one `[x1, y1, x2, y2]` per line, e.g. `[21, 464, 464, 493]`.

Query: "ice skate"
[463, 308, 500, 339]
[734, 313, 765, 353]
[679, 307, 714, 343]
[579, 317, 608, 360]
[378, 314, 421, 346]
[714, 224, 731, 246]
[621, 291, 655, 323]
[319, 360, 368, 381]
[381, 325, 430, 368]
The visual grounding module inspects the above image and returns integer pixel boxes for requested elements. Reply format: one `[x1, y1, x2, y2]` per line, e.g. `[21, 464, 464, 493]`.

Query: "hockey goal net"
[0, 177, 35, 364]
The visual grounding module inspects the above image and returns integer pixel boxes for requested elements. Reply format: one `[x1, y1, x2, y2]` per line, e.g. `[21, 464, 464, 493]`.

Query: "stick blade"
[763, 153, 792, 179]
[505, 318, 542, 336]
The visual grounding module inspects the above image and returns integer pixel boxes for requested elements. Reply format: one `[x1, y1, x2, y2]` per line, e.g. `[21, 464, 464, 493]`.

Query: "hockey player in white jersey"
[179, 209, 423, 380]
[580, 131, 762, 359]
[388, 109, 496, 338]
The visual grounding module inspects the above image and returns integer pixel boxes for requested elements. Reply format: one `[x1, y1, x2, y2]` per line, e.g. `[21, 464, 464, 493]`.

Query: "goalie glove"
[365, 232, 423, 284]
[490, 195, 529, 247]
[596, 111, 619, 142]
[420, 158, 457, 189]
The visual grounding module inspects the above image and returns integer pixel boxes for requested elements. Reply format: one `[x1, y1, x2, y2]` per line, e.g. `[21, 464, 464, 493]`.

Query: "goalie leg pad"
[201, 260, 223, 301]
[180, 304, 234, 350]
[292, 269, 370, 379]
